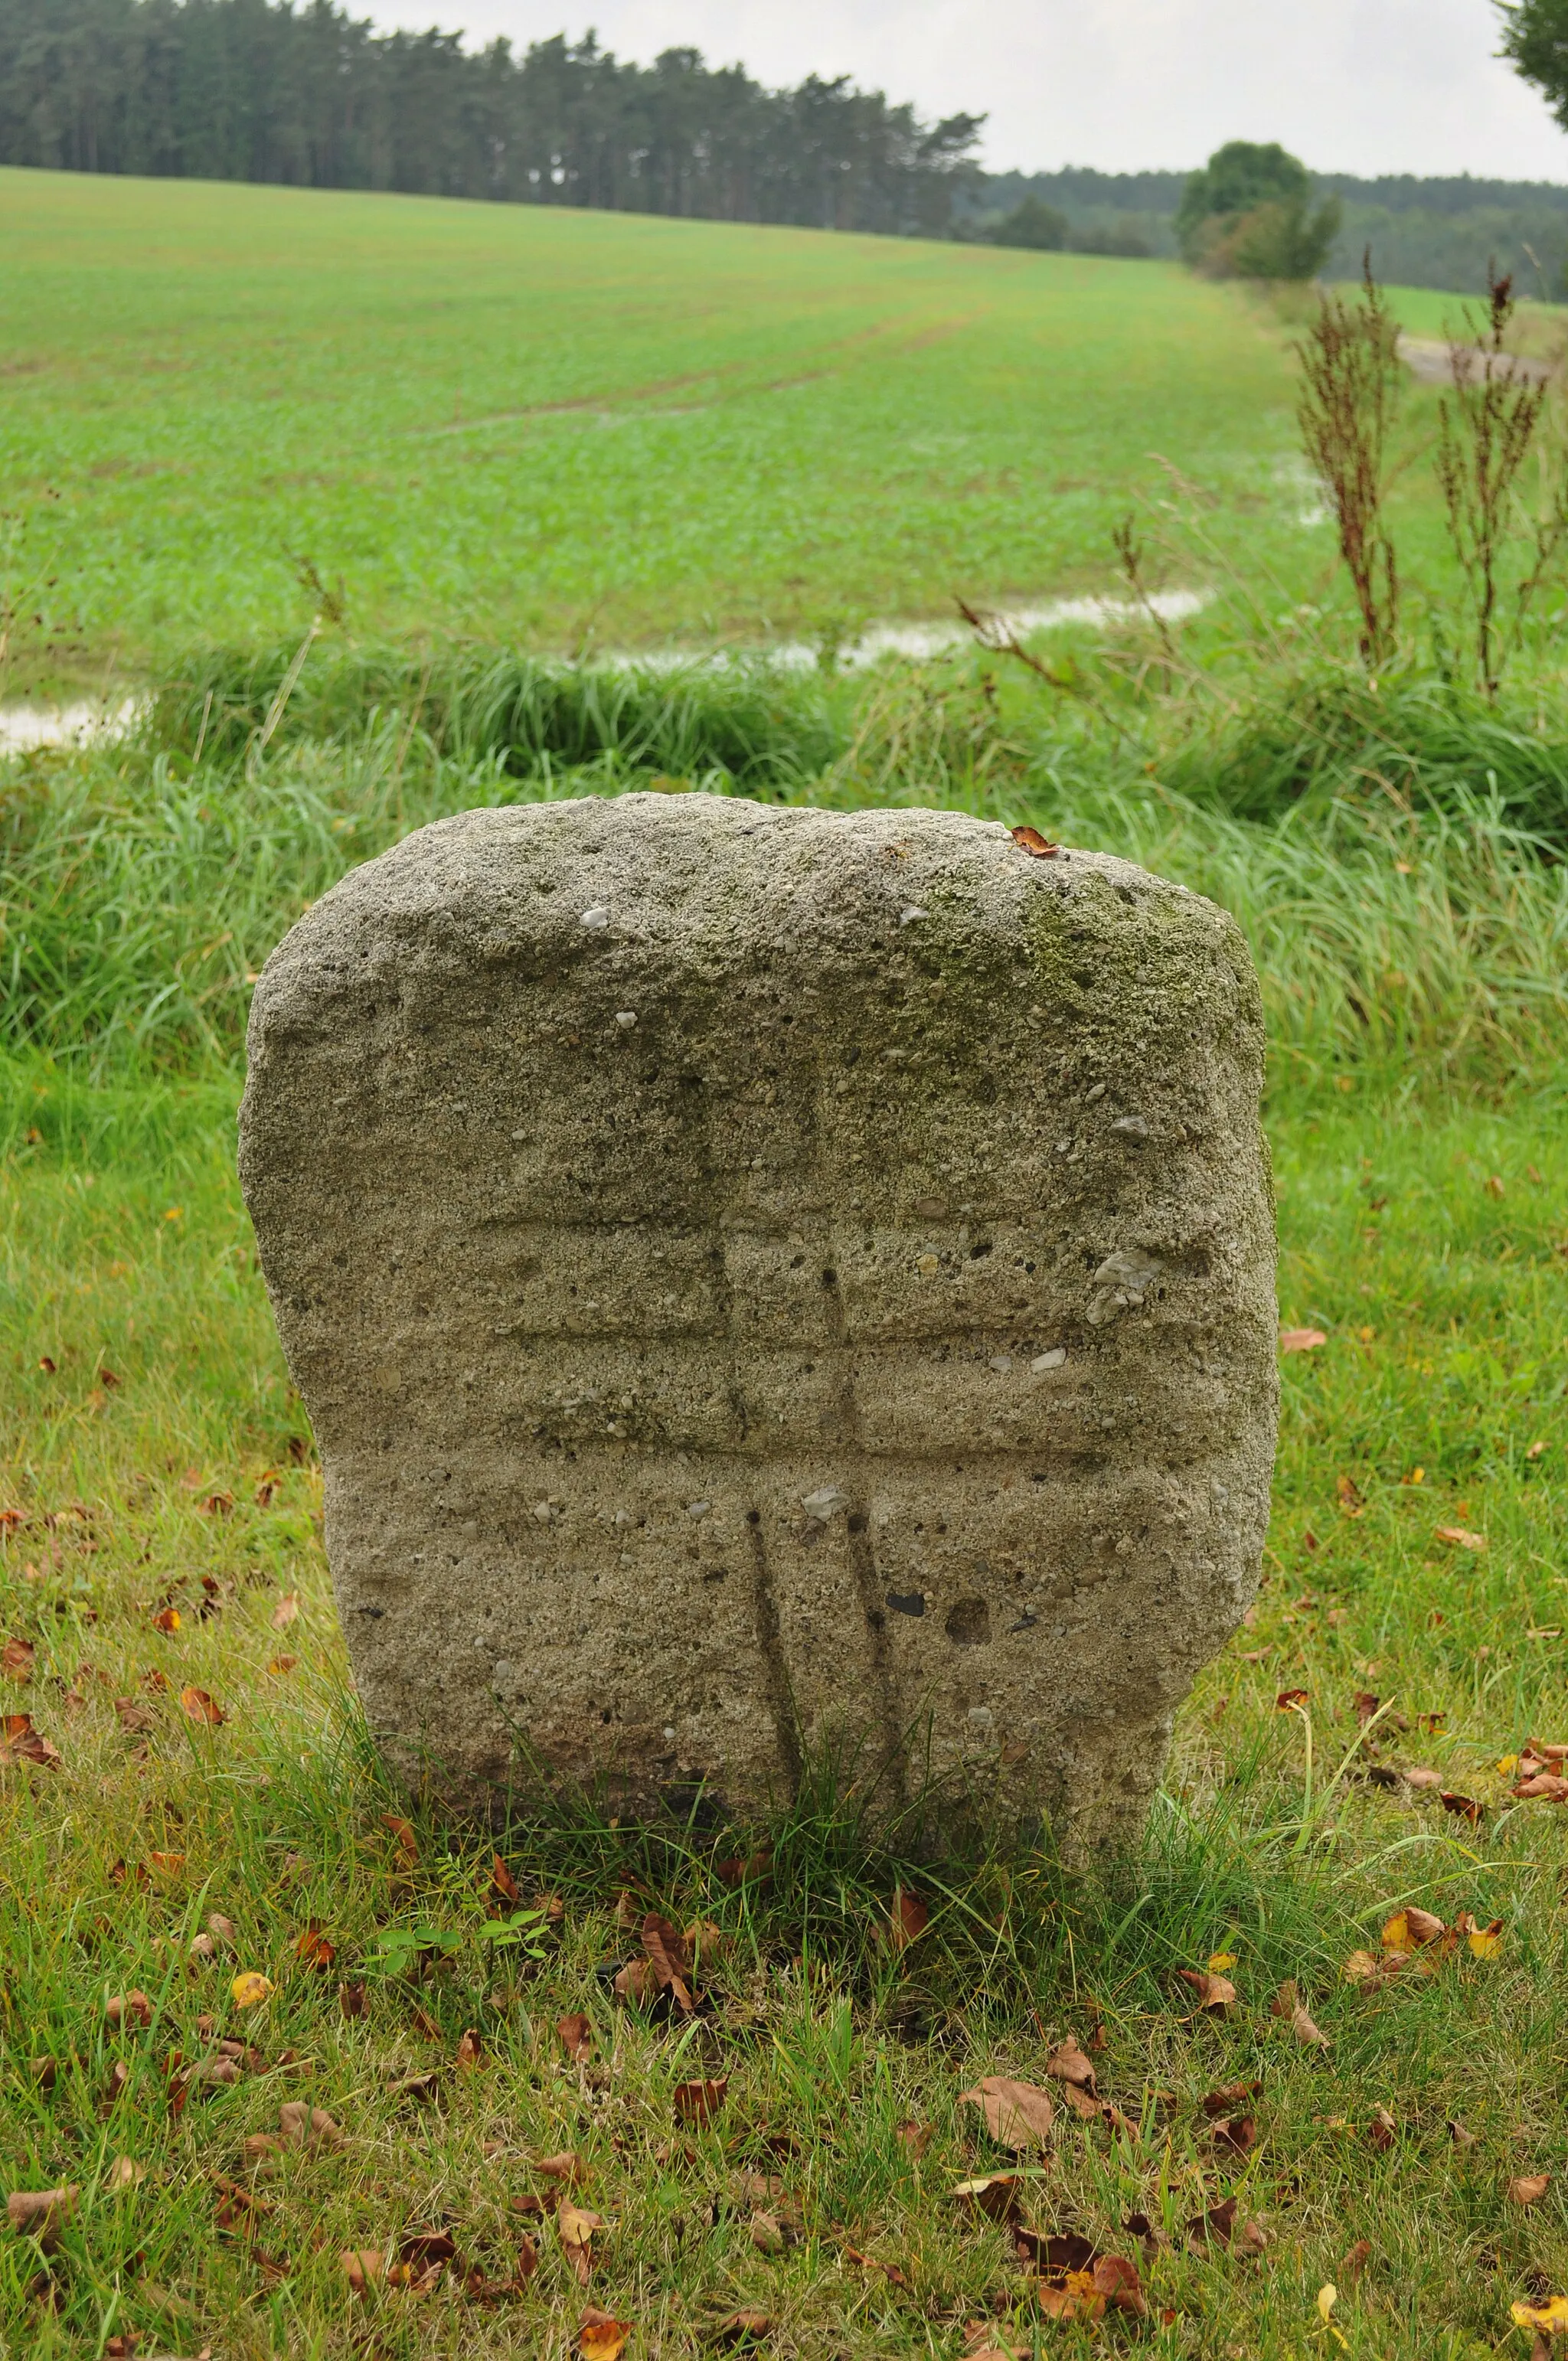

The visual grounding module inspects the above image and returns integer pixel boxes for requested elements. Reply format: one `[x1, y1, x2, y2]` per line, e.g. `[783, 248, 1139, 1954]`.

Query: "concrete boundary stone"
[238, 792, 1277, 1858]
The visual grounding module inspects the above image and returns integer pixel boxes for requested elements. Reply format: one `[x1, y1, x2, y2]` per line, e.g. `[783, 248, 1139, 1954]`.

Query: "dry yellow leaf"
[1514, 2298, 1568, 2333]
[579, 2314, 632, 2361]
[230, 1971, 273, 2009]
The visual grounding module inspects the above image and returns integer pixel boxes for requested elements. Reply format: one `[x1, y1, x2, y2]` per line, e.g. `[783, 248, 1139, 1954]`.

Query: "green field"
[5, 169, 1568, 2359]
[0, 165, 1370, 682]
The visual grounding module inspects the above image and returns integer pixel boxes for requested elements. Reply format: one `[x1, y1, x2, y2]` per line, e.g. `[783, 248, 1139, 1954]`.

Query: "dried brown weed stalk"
[1435, 267, 1568, 698]
[1294, 255, 1403, 669]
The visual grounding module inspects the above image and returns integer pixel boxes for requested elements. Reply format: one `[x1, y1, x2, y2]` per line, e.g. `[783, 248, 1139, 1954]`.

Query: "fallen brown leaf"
[535, 2150, 587, 2188]
[293, 1925, 335, 1971]
[1176, 1967, 1237, 2011]
[844, 2243, 908, 2286]
[579, 2310, 632, 2361]
[673, 2076, 728, 2128]
[453, 2028, 485, 2072]
[1336, 1475, 1365, 1517]
[213, 2175, 271, 2235]
[106, 1990, 152, 2029]
[106, 2156, 145, 2192]
[397, 2229, 457, 2271]
[338, 1979, 367, 2018]
[557, 2012, 593, 2062]
[1018, 2229, 1093, 2274]
[558, 2202, 604, 2287]
[1271, 1981, 1329, 2048]
[612, 1957, 653, 2005]
[277, 2101, 344, 2150]
[1213, 2114, 1257, 2157]
[515, 2232, 540, 2282]
[714, 2312, 773, 2349]
[887, 1887, 929, 1951]
[1384, 1906, 1446, 1949]
[1044, 2038, 1096, 2094]
[179, 1687, 223, 1726]
[896, 2118, 933, 2160]
[7, 2186, 79, 2248]
[745, 2206, 784, 2254]
[382, 1814, 419, 1866]
[270, 1591, 299, 1631]
[266, 1654, 297, 1677]
[1367, 2104, 1396, 2152]
[489, 1853, 520, 1904]
[641, 1913, 694, 2013]
[1511, 2173, 1552, 2206]
[1, 1712, 60, 1769]
[339, 2248, 387, 2297]
[1279, 1327, 1327, 1353]
[1186, 2194, 1237, 2250]
[951, 2171, 1024, 2222]
[1276, 1687, 1309, 1710]
[714, 1847, 773, 1889]
[1201, 2079, 1263, 2116]
[1089, 2254, 1148, 2317]
[387, 2068, 440, 2101]
[959, 2075, 1055, 2150]
[1439, 1791, 1483, 1824]
[1434, 1525, 1486, 1551]
[1341, 2237, 1371, 2283]
[1, 1637, 34, 1681]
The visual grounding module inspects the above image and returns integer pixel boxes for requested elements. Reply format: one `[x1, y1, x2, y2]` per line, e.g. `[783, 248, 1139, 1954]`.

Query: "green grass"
[0, 166, 1406, 687]
[2, 1075, 1566, 2358]
[6, 165, 1568, 2357]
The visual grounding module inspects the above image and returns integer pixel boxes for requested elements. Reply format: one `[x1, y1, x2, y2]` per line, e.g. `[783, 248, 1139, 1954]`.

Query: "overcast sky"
[368, 0, 1568, 180]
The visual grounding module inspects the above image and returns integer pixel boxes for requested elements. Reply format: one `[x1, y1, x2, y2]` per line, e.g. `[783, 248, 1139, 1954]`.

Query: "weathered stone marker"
[239, 793, 1276, 1857]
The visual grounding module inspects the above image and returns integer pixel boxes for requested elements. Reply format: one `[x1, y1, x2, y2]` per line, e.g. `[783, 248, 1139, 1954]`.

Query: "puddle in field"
[0, 697, 142, 751]
[600, 587, 1210, 673]
[0, 589, 1207, 749]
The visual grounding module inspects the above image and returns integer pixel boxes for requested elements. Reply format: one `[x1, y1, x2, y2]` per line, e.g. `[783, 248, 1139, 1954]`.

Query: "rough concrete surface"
[238, 792, 1277, 1857]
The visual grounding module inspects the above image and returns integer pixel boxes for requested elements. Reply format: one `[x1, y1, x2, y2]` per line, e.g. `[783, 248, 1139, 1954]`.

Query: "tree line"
[969, 163, 1568, 294]
[0, 0, 983, 235]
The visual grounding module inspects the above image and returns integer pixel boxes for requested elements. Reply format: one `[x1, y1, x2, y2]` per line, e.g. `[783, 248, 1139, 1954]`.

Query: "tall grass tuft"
[4, 639, 1568, 1089]
[150, 640, 840, 788]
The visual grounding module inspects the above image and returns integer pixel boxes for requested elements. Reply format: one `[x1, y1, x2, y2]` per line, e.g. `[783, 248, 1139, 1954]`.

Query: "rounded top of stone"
[247, 793, 1236, 1035]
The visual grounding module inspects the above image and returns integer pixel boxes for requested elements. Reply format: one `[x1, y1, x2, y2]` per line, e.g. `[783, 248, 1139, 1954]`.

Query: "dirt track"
[1398, 334, 1557, 386]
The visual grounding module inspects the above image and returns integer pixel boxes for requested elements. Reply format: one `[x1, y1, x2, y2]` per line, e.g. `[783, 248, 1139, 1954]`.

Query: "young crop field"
[0, 165, 1510, 692]
[4, 170, 1568, 2360]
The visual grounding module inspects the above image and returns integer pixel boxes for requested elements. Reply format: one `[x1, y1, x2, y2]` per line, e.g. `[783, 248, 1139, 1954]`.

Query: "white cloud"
[368, 0, 1568, 180]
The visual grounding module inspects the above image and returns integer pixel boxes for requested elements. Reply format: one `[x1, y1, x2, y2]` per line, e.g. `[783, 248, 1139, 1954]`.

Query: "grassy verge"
[2, 1079, 1566, 2358]
[5, 632, 1568, 1089]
